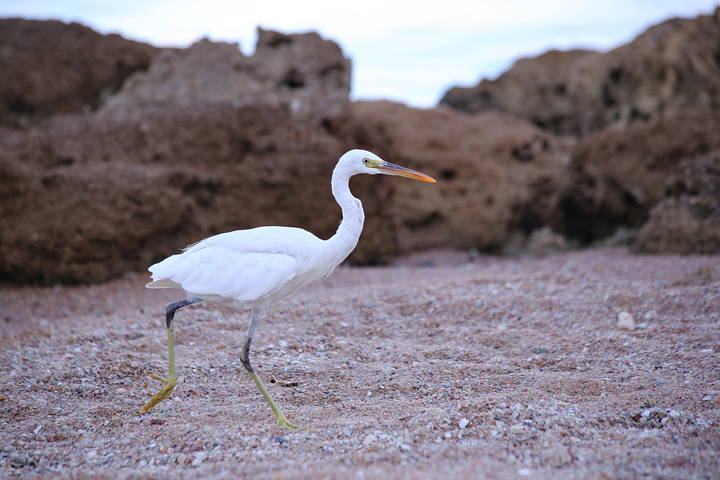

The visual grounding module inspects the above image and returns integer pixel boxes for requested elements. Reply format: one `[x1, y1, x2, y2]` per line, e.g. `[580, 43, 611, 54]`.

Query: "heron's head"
[339, 149, 437, 182]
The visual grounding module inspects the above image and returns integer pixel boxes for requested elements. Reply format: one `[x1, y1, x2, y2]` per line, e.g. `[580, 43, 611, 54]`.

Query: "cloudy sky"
[2, 0, 716, 107]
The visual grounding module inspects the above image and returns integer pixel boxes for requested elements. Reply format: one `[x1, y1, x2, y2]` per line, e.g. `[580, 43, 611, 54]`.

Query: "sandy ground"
[0, 248, 719, 479]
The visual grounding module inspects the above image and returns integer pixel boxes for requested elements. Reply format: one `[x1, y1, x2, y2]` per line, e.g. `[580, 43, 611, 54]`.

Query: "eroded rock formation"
[0, 18, 158, 127]
[555, 111, 720, 243]
[344, 101, 571, 253]
[634, 151, 720, 254]
[441, 8, 720, 136]
[100, 29, 351, 123]
[0, 106, 369, 283]
[2, 11, 719, 284]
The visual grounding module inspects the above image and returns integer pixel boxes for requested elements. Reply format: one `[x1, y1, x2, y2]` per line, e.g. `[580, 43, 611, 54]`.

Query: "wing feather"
[148, 246, 298, 302]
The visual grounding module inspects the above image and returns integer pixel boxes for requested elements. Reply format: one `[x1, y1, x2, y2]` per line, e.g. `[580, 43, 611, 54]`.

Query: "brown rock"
[344, 101, 570, 253]
[0, 100, 573, 284]
[0, 105, 393, 284]
[442, 49, 605, 135]
[0, 21, 576, 284]
[440, 8, 720, 136]
[555, 111, 720, 243]
[0, 18, 158, 127]
[634, 152, 720, 254]
[101, 29, 351, 123]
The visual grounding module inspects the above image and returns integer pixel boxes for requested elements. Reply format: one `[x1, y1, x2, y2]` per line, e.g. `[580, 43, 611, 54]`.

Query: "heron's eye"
[363, 158, 369, 165]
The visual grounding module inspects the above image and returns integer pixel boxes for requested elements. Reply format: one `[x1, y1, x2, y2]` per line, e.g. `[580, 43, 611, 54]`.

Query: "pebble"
[617, 311, 635, 330]
[541, 447, 573, 467]
[191, 452, 208, 467]
[9, 454, 35, 468]
[362, 434, 377, 447]
[509, 424, 529, 435]
[531, 346, 551, 354]
[458, 418, 470, 429]
[643, 310, 657, 321]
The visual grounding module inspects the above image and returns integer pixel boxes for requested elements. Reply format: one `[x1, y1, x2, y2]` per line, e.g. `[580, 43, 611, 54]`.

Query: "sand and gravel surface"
[1, 248, 719, 479]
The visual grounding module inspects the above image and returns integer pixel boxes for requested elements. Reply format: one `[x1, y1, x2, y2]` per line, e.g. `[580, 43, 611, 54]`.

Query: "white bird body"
[147, 224, 357, 308]
[139, 149, 435, 424]
[145, 149, 395, 309]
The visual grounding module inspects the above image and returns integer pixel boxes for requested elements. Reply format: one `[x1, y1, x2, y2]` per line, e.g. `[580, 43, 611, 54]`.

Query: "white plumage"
[146, 149, 435, 307]
[148, 227, 318, 307]
[139, 149, 436, 426]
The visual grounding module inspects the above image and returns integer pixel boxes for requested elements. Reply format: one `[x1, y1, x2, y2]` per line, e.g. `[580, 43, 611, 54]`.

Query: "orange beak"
[376, 161, 437, 183]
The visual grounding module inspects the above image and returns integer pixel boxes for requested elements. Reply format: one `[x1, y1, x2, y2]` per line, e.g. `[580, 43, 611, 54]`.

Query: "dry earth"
[1, 248, 719, 479]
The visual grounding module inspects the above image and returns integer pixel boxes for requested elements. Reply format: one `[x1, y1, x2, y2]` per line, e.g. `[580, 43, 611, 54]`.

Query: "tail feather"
[146, 253, 183, 289]
[146, 278, 182, 289]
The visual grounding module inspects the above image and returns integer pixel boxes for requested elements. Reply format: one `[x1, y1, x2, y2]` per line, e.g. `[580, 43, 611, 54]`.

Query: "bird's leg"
[240, 309, 299, 428]
[140, 297, 201, 414]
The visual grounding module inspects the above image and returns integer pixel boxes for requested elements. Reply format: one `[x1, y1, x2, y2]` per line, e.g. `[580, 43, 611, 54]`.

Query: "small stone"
[617, 311, 635, 330]
[9, 454, 35, 468]
[530, 346, 550, 354]
[518, 468, 533, 476]
[362, 434, 377, 447]
[275, 436, 288, 445]
[541, 447, 573, 467]
[191, 452, 208, 467]
[643, 310, 657, 321]
[443, 432, 452, 439]
[458, 418, 470, 429]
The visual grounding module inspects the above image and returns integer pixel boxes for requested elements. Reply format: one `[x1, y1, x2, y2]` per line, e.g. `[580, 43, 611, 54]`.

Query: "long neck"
[327, 165, 364, 256]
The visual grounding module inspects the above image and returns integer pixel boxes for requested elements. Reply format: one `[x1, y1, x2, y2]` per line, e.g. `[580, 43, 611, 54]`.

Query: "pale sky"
[2, 0, 717, 107]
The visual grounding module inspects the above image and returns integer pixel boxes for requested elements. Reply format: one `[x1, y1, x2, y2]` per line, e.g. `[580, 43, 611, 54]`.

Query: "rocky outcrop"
[0, 105, 394, 283]
[0, 100, 574, 284]
[439, 8, 720, 254]
[442, 49, 605, 136]
[0, 21, 359, 284]
[100, 29, 351, 123]
[554, 111, 720, 243]
[344, 101, 570, 253]
[5, 13, 720, 285]
[634, 152, 720, 254]
[440, 8, 720, 136]
[0, 18, 158, 127]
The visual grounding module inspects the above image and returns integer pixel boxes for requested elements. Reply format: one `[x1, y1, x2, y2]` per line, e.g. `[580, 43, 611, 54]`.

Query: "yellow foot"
[139, 379, 177, 414]
[147, 372, 168, 383]
[270, 376, 300, 387]
[275, 417, 301, 429]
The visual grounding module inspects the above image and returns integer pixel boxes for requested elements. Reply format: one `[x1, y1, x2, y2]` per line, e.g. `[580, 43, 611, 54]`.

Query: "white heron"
[140, 149, 436, 427]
